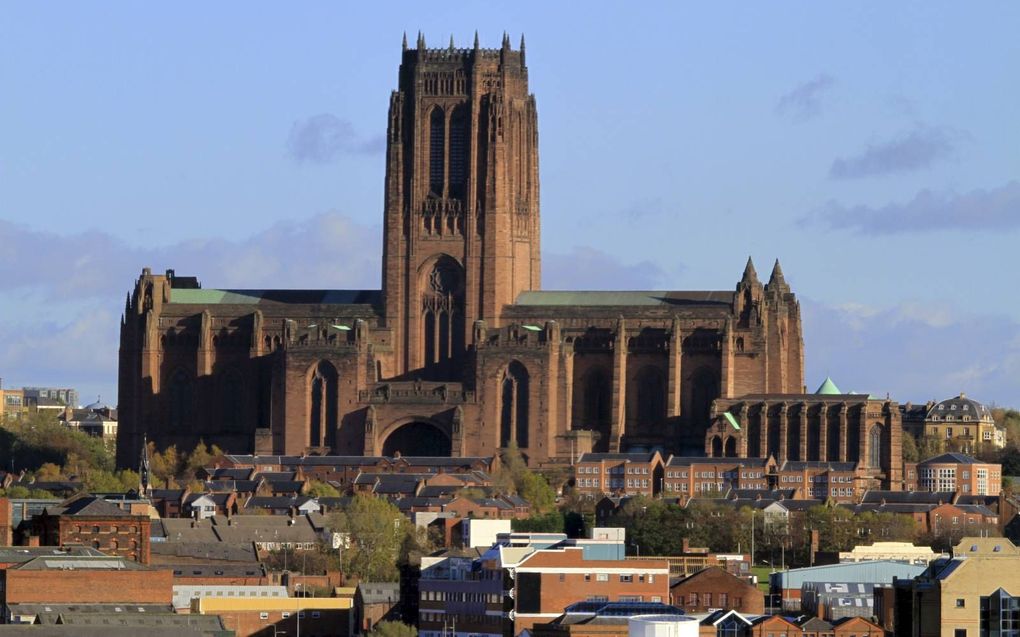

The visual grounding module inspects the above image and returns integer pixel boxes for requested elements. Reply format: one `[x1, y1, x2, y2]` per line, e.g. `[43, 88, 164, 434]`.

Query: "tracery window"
[500, 361, 530, 448]
[429, 108, 445, 195]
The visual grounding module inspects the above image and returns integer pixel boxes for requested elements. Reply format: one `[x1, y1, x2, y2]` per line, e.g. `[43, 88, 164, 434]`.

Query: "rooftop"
[168, 288, 381, 306]
[514, 290, 732, 307]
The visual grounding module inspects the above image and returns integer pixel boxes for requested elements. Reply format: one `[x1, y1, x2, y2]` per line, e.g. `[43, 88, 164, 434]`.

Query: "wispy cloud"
[776, 74, 835, 122]
[0, 213, 382, 301]
[286, 113, 384, 163]
[0, 213, 382, 402]
[542, 246, 669, 290]
[803, 298, 1020, 406]
[829, 126, 959, 179]
[806, 180, 1020, 235]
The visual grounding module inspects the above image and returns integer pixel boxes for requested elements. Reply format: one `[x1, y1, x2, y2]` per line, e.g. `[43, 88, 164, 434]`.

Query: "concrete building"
[838, 542, 941, 565]
[171, 584, 286, 611]
[769, 560, 926, 613]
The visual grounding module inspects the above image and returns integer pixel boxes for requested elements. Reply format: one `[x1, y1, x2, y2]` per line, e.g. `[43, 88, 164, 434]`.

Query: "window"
[620, 575, 633, 583]
[312, 611, 321, 619]
[429, 107, 445, 194]
[596, 573, 609, 582]
[956, 598, 966, 608]
[282, 612, 291, 618]
[259, 612, 269, 620]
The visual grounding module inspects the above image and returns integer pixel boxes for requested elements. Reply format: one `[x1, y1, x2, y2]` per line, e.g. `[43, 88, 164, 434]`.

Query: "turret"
[767, 259, 790, 295]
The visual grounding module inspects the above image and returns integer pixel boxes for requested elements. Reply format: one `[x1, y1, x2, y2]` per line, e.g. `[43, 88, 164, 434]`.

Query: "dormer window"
[939, 405, 945, 410]
[951, 405, 957, 410]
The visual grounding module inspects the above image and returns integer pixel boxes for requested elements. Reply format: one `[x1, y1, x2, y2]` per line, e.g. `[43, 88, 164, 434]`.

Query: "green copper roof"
[169, 288, 381, 305]
[815, 377, 842, 395]
[723, 411, 741, 431]
[514, 290, 732, 307]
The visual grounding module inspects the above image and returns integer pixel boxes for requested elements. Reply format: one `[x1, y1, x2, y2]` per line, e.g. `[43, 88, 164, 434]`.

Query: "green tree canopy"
[330, 494, 414, 582]
[368, 621, 418, 637]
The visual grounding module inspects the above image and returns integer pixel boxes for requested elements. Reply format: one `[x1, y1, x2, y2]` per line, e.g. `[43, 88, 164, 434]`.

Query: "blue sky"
[1, 2, 1018, 407]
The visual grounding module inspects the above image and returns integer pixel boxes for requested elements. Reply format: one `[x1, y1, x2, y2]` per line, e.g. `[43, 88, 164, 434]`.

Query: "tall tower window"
[168, 369, 192, 431]
[870, 425, 883, 469]
[429, 107, 445, 195]
[635, 366, 666, 432]
[421, 256, 465, 375]
[448, 106, 468, 198]
[222, 369, 244, 433]
[309, 361, 339, 449]
[500, 361, 530, 448]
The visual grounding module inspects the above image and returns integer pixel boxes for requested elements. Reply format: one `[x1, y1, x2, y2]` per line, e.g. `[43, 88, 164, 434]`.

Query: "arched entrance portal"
[382, 421, 452, 457]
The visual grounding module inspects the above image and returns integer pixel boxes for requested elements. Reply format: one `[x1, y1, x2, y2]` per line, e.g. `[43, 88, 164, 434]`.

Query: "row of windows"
[586, 595, 662, 603]
[421, 612, 502, 626]
[686, 592, 738, 607]
[258, 611, 320, 620]
[582, 573, 655, 583]
[72, 525, 139, 534]
[578, 466, 651, 475]
[421, 591, 500, 603]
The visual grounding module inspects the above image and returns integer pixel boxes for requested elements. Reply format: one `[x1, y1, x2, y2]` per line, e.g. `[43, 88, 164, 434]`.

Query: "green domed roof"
[815, 377, 842, 395]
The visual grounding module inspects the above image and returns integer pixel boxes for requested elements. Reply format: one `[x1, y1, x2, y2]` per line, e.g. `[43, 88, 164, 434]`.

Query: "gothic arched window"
[690, 368, 719, 426]
[635, 366, 666, 431]
[500, 361, 530, 448]
[429, 107, 445, 195]
[576, 367, 611, 451]
[421, 256, 464, 373]
[448, 106, 468, 198]
[309, 361, 339, 449]
[168, 369, 192, 431]
[222, 369, 244, 433]
[870, 425, 883, 469]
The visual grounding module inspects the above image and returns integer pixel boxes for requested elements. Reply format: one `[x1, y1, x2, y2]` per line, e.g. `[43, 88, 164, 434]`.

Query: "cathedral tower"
[381, 32, 540, 378]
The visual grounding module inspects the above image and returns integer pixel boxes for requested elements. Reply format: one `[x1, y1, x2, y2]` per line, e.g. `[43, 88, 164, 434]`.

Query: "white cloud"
[803, 297, 1020, 406]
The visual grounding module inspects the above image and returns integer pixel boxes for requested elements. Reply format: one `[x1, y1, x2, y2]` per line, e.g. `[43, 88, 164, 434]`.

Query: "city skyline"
[2, 3, 1018, 406]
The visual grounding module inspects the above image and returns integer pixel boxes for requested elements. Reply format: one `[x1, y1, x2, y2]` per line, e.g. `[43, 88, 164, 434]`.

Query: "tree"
[368, 621, 417, 637]
[84, 469, 140, 493]
[492, 441, 557, 514]
[148, 443, 180, 488]
[330, 494, 412, 582]
[917, 435, 944, 461]
[184, 441, 224, 478]
[512, 510, 564, 533]
[901, 433, 920, 463]
[306, 480, 341, 498]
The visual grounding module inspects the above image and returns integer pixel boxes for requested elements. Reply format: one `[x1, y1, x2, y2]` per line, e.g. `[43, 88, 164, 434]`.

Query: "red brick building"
[1, 555, 172, 612]
[27, 495, 152, 564]
[512, 548, 669, 634]
[916, 452, 1002, 496]
[574, 452, 665, 497]
[669, 566, 764, 615]
[116, 34, 805, 468]
[663, 456, 775, 497]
